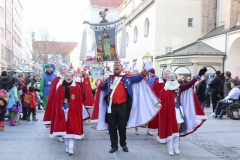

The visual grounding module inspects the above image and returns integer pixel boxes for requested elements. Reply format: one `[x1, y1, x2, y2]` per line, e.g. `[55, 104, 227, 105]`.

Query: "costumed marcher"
[147, 69, 171, 136]
[79, 68, 94, 124]
[90, 77, 97, 97]
[148, 68, 159, 88]
[42, 64, 68, 143]
[49, 71, 84, 156]
[40, 63, 56, 110]
[91, 60, 161, 153]
[80, 69, 94, 109]
[157, 68, 207, 156]
[0, 89, 8, 131]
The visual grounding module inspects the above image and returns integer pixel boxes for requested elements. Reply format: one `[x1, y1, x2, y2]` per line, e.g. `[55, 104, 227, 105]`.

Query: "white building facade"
[117, 0, 203, 76]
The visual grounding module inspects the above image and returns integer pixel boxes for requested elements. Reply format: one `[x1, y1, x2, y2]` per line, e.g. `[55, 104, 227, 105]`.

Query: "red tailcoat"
[80, 77, 94, 108]
[43, 77, 60, 124]
[148, 81, 165, 129]
[50, 83, 84, 139]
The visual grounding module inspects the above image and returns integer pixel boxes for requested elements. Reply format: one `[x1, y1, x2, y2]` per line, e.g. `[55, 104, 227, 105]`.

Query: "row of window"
[122, 18, 150, 47]
[13, 30, 22, 48]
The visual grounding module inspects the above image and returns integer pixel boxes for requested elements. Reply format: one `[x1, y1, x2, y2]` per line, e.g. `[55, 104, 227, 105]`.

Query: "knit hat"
[148, 68, 155, 74]
[1, 71, 7, 77]
[216, 71, 221, 75]
[232, 79, 240, 85]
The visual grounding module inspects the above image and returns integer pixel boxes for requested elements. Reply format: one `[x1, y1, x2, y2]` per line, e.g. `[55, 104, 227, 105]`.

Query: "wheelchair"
[219, 99, 240, 120]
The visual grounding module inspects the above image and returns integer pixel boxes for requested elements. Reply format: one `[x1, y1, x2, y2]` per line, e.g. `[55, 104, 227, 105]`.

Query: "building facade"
[0, 0, 22, 73]
[117, 0, 203, 75]
[12, 0, 23, 67]
[156, 0, 240, 77]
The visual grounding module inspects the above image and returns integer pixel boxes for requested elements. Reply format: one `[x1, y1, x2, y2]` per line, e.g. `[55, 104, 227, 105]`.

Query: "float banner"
[94, 28, 118, 62]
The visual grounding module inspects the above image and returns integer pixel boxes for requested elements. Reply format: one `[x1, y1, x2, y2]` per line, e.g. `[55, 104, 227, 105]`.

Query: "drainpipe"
[214, 0, 217, 28]
[223, 33, 227, 72]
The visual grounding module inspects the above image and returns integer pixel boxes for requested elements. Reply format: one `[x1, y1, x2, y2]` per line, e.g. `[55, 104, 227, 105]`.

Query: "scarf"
[164, 81, 180, 90]
[62, 80, 73, 101]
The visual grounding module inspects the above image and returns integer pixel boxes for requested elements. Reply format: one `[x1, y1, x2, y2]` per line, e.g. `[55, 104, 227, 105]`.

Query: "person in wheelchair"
[210, 80, 240, 118]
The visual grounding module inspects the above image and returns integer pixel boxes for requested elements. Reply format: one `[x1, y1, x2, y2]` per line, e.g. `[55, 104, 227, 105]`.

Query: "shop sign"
[172, 59, 191, 63]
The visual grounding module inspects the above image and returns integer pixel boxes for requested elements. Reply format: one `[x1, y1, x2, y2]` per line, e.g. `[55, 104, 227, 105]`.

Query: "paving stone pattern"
[1, 108, 240, 160]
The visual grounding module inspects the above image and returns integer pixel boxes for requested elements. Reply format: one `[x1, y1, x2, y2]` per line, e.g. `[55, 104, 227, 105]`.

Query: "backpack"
[23, 93, 31, 107]
[217, 78, 224, 93]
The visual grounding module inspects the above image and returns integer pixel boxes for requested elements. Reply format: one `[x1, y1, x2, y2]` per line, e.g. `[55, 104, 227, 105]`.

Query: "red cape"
[147, 82, 165, 129]
[157, 89, 179, 142]
[50, 84, 84, 139]
[91, 86, 101, 123]
[43, 77, 60, 124]
[81, 77, 94, 108]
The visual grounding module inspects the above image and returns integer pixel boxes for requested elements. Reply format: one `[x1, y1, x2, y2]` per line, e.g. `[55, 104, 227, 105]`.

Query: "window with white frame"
[144, 18, 149, 38]
[165, 47, 172, 53]
[188, 18, 193, 27]
[0, 28, 4, 39]
[133, 26, 138, 43]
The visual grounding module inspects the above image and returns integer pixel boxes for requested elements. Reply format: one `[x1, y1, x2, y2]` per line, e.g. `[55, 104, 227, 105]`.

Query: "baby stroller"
[34, 82, 43, 110]
[35, 91, 43, 110]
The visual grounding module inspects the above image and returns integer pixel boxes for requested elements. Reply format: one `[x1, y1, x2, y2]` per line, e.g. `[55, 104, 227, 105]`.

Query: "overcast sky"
[20, 0, 83, 42]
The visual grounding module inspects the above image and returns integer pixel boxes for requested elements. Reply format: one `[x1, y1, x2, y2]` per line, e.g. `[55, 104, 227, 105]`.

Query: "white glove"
[103, 71, 110, 81]
[144, 60, 153, 71]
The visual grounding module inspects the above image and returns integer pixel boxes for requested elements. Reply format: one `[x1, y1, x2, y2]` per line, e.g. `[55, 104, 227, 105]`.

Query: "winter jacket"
[196, 80, 206, 102]
[0, 78, 10, 91]
[223, 77, 233, 98]
[209, 75, 223, 92]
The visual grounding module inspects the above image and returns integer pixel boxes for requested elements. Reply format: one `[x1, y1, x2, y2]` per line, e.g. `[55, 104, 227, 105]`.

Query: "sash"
[108, 77, 122, 113]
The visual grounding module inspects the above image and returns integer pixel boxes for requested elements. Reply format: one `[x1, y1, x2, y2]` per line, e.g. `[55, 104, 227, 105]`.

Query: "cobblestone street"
[1, 108, 240, 160]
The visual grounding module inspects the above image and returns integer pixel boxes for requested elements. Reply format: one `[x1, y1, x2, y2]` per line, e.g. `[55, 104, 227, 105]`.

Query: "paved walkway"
[1, 107, 240, 160]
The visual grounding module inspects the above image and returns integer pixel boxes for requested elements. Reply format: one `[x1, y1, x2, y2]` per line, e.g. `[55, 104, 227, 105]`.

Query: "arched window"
[144, 18, 149, 38]
[174, 67, 191, 79]
[204, 66, 216, 74]
[133, 26, 138, 43]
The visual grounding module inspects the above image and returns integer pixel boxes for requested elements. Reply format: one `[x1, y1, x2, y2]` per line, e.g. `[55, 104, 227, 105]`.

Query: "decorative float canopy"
[80, 8, 127, 62]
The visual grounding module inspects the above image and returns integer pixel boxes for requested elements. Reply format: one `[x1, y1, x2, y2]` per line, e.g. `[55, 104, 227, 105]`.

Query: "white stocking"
[69, 138, 74, 149]
[173, 136, 180, 154]
[64, 138, 69, 147]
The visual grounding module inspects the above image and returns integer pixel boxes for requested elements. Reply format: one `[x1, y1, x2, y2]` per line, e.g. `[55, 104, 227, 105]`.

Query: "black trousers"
[0, 108, 6, 121]
[22, 107, 28, 118]
[210, 90, 219, 112]
[107, 102, 127, 148]
[27, 108, 36, 117]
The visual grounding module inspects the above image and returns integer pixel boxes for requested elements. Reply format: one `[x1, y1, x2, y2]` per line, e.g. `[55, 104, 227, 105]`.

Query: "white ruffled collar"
[164, 81, 180, 90]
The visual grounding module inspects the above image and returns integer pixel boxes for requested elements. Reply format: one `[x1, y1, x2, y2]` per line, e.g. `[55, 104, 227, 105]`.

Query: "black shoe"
[38, 107, 43, 110]
[122, 146, 128, 152]
[20, 117, 27, 120]
[109, 147, 118, 153]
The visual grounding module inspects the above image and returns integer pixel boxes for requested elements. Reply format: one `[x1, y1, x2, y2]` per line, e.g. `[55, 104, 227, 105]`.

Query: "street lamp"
[142, 52, 153, 61]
